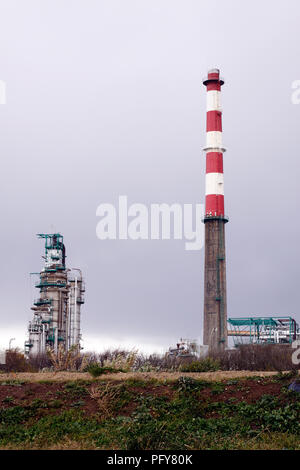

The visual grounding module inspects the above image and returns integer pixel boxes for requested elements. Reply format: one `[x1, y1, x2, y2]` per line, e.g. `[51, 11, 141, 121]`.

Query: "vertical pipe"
[66, 291, 70, 351]
[74, 276, 78, 346]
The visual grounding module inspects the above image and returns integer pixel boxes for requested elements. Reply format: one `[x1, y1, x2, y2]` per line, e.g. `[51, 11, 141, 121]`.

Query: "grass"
[63, 382, 88, 397]
[0, 379, 26, 386]
[0, 375, 299, 449]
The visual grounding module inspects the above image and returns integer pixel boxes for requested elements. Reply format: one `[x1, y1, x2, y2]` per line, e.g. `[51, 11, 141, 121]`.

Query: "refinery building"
[25, 233, 85, 356]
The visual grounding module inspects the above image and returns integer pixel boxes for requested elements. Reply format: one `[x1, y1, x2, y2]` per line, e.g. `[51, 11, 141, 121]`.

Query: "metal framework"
[227, 316, 300, 346]
[25, 234, 85, 356]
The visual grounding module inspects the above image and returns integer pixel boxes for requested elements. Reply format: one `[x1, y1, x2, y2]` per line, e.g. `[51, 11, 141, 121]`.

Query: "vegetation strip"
[0, 373, 299, 450]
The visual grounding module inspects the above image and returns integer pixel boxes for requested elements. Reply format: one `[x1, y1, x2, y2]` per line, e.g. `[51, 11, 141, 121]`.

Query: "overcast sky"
[0, 0, 299, 352]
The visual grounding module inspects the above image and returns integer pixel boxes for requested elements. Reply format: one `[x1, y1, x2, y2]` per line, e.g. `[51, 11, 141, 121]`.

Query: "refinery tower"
[25, 234, 85, 355]
[203, 69, 228, 352]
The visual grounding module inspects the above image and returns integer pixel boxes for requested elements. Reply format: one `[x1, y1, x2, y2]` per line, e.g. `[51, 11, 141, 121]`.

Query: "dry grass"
[0, 438, 98, 450]
[2, 433, 299, 451]
[0, 369, 297, 383]
[89, 383, 121, 419]
[48, 345, 83, 371]
[102, 350, 138, 371]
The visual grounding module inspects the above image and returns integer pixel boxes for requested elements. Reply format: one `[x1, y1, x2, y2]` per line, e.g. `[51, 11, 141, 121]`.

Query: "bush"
[86, 363, 116, 377]
[47, 345, 82, 372]
[213, 344, 299, 371]
[5, 343, 296, 374]
[4, 349, 33, 372]
[179, 358, 220, 373]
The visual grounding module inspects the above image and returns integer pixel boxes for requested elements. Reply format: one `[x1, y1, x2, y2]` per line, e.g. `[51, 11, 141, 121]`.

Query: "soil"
[0, 382, 98, 416]
[206, 380, 288, 403]
[0, 372, 297, 420]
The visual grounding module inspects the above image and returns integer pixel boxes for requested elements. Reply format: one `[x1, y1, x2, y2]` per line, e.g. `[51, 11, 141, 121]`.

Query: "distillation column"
[25, 234, 85, 356]
[68, 269, 85, 350]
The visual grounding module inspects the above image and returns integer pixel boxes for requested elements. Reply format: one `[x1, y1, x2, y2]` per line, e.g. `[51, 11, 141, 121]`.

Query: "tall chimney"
[202, 68, 228, 352]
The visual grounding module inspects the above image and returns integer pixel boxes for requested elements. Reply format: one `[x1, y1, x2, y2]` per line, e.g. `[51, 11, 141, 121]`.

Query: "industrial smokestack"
[202, 68, 228, 352]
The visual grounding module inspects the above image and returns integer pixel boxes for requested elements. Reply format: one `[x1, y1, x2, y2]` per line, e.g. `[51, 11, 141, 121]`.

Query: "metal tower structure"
[227, 316, 300, 346]
[202, 68, 228, 352]
[25, 234, 85, 356]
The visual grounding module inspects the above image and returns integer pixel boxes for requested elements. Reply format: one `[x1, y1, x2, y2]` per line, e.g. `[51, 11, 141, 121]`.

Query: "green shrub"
[86, 363, 116, 378]
[176, 376, 210, 392]
[179, 357, 220, 373]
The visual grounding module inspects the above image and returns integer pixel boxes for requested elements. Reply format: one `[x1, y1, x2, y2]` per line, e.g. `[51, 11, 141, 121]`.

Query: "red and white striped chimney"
[203, 69, 225, 218]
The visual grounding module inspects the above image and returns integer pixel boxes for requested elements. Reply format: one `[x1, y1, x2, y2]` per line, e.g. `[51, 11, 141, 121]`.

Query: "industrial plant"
[25, 233, 85, 356]
[22, 69, 299, 358]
